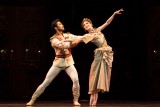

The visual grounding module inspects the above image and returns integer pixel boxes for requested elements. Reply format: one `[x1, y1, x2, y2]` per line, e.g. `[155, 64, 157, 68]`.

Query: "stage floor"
[0, 100, 160, 107]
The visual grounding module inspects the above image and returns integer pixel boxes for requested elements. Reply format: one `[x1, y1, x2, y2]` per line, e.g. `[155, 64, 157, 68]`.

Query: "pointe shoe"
[26, 100, 35, 106]
[91, 101, 97, 106]
[90, 99, 94, 105]
[91, 98, 98, 106]
[89, 95, 94, 106]
[73, 101, 80, 106]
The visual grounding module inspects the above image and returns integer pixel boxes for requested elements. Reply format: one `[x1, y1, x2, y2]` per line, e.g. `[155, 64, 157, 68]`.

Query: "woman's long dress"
[83, 31, 114, 94]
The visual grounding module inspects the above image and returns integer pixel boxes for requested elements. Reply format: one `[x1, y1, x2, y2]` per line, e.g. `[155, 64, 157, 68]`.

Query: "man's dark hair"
[51, 19, 60, 29]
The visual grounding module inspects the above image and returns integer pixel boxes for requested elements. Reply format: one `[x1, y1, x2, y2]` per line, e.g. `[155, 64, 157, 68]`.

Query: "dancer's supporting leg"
[65, 65, 80, 106]
[26, 66, 61, 106]
[90, 94, 94, 105]
[92, 92, 98, 106]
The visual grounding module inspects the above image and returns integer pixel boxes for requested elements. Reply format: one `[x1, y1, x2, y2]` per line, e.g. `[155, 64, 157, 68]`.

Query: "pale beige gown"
[83, 31, 114, 94]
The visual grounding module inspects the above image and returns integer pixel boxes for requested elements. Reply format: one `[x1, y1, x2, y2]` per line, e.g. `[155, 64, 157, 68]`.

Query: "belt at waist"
[56, 53, 71, 58]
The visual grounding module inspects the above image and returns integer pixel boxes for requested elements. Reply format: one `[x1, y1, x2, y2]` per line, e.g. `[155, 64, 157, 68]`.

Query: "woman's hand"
[114, 8, 124, 15]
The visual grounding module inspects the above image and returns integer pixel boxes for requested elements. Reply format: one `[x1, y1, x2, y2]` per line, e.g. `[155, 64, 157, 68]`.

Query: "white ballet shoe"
[73, 100, 81, 106]
[26, 100, 35, 106]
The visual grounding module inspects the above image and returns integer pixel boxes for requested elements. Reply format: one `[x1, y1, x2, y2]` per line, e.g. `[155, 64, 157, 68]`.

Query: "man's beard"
[58, 27, 65, 32]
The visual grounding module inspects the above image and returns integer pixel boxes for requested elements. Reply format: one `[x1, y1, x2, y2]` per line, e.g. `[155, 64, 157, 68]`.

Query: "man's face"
[56, 21, 65, 31]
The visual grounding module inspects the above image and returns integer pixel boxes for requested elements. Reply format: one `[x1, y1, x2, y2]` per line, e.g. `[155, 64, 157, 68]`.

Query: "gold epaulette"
[50, 35, 56, 42]
[50, 34, 57, 40]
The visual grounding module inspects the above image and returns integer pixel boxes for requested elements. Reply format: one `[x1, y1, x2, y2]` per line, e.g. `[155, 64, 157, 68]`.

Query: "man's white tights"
[26, 65, 80, 106]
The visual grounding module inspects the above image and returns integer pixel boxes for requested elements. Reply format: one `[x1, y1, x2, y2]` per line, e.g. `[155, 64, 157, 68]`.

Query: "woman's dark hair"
[51, 19, 60, 29]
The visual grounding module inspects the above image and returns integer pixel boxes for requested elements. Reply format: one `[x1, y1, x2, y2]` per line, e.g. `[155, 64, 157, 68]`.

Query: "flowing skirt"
[88, 48, 113, 94]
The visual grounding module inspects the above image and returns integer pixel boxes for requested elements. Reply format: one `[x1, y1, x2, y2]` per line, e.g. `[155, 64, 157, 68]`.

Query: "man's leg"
[26, 66, 61, 106]
[65, 65, 80, 106]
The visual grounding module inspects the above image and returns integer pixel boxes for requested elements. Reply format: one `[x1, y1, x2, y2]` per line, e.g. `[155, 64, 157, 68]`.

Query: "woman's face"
[82, 21, 93, 32]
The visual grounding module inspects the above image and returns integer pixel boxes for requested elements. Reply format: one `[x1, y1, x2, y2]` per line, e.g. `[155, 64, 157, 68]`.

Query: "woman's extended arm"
[97, 8, 124, 32]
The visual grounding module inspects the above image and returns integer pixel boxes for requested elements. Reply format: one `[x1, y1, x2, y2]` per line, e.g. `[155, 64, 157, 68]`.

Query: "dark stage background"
[0, 0, 160, 102]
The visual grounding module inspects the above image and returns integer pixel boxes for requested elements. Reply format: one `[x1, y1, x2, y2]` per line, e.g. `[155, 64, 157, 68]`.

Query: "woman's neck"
[89, 28, 96, 33]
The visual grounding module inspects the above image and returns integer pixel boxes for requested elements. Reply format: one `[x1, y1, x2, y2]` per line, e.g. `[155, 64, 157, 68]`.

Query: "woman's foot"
[91, 93, 98, 106]
[89, 94, 94, 105]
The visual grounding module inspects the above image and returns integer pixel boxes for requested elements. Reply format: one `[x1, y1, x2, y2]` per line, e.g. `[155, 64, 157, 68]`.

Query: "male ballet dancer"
[26, 19, 82, 106]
